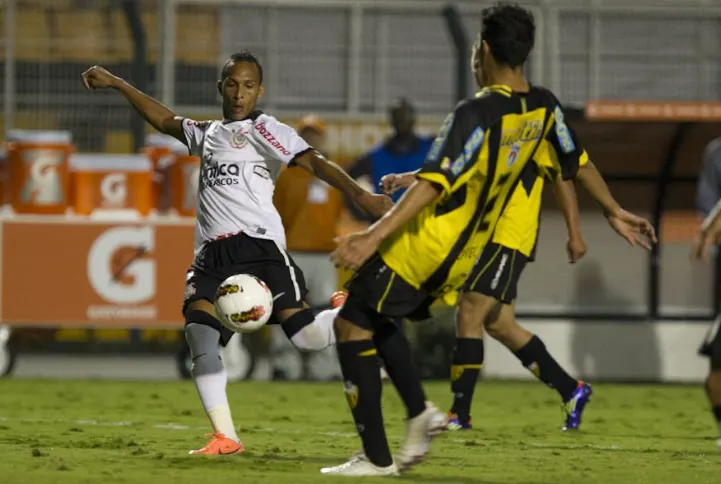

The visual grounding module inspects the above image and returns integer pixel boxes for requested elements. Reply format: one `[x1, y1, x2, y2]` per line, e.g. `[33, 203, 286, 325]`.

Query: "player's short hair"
[480, 2, 535, 69]
[221, 50, 264, 83]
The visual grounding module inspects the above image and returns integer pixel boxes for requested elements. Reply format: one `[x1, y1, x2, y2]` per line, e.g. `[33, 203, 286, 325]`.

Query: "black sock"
[374, 321, 427, 420]
[514, 335, 578, 401]
[713, 406, 721, 425]
[449, 338, 484, 421]
[336, 339, 393, 467]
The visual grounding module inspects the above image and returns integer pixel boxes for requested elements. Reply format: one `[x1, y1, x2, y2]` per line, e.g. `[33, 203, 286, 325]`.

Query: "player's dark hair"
[221, 50, 264, 83]
[480, 2, 535, 69]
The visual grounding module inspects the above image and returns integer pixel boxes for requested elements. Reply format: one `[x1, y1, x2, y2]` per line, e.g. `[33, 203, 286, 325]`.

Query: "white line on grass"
[0, 416, 625, 451]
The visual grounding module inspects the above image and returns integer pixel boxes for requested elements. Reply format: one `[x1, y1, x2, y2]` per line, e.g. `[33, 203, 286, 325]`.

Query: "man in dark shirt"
[347, 98, 433, 221]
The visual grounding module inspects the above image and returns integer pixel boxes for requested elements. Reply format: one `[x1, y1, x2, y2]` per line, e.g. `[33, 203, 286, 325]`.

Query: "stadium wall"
[484, 319, 710, 384]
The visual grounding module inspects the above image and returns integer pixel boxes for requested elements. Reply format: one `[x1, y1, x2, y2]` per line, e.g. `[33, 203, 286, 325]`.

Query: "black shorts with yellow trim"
[463, 242, 528, 304]
[339, 255, 435, 331]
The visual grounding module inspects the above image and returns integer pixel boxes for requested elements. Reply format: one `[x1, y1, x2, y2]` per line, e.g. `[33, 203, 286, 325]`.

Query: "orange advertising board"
[0, 218, 195, 327]
[585, 101, 721, 122]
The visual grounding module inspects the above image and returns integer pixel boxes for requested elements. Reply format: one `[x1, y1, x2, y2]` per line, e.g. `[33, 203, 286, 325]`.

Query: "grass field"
[0, 379, 718, 483]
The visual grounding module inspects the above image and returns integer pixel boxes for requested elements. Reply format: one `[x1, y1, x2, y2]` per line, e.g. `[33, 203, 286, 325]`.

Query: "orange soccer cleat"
[330, 291, 348, 309]
[188, 432, 245, 455]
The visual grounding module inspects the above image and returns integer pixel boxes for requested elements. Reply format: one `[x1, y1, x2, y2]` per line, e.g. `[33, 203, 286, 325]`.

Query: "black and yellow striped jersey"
[378, 84, 586, 305]
[492, 130, 589, 259]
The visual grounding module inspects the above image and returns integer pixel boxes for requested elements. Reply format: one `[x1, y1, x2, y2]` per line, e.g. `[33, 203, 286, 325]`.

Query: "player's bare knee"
[334, 317, 372, 343]
[483, 305, 514, 340]
[456, 292, 498, 338]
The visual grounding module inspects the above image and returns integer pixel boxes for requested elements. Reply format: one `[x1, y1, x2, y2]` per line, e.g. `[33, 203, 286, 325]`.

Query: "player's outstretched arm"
[81, 66, 184, 143]
[552, 177, 586, 263]
[575, 161, 657, 249]
[331, 179, 442, 270]
[293, 151, 393, 219]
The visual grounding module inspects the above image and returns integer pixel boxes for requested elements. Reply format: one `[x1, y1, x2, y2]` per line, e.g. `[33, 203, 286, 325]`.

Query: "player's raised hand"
[331, 231, 380, 270]
[81, 65, 121, 90]
[379, 173, 414, 195]
[607, 209, 657, 250]
[357, 192, 393, 219]
[567, 234, 587, 264]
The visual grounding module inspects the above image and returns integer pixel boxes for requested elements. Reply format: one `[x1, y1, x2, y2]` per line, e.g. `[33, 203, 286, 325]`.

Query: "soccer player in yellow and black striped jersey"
[323, 3, 656, 477]
[381, 140, 592, 432]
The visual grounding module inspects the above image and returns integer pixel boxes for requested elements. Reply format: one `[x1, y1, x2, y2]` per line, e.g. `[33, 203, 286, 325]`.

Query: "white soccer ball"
[214, 274, 273, 334]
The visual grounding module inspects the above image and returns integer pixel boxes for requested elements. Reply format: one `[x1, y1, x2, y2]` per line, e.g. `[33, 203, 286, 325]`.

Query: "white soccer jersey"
[180, 111, 311, 251]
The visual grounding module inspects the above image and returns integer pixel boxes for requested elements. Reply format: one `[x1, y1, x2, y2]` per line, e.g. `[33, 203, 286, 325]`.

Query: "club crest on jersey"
[440, 157, 452, 172]
[230, 130, 249, 149]
[507, 143, 520, 167]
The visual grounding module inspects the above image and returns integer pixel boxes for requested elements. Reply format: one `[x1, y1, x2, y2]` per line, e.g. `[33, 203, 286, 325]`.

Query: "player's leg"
[485, 304, 591, 430]
[447, 242, 512, 429]
[320, 295, 398, 476]
[699, 316, 721, 450]
[373, 319, 447, 470]
[183, 271, 244, 455]
[321, 260, 442, 475]
[263, 244, 341, 352]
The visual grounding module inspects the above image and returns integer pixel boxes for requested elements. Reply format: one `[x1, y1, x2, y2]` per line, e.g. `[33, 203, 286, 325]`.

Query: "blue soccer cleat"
[562, 382, 593, 431]
[446, 412, 472, 431]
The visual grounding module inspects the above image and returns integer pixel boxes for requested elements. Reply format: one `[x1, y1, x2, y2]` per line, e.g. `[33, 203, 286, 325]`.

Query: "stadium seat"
[14, 10, 51, 62]
[176, 8, 219, 65]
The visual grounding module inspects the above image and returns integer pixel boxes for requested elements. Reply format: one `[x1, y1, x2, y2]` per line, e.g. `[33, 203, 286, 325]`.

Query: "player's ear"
[481, 41, 491, 59]
[217, 80, 223, 96]
[258, 84, 265, 99]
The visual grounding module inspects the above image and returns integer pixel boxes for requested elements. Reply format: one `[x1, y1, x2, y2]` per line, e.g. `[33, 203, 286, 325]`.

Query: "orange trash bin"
[70, 153, 153, 217]
[5, 130, 74, 214]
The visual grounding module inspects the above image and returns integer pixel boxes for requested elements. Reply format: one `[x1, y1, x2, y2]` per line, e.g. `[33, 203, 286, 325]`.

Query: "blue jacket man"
[347, 98, 433, 221]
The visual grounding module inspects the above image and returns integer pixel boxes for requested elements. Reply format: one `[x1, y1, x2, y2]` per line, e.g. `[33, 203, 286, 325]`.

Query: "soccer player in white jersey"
[81, 50, 391, 455]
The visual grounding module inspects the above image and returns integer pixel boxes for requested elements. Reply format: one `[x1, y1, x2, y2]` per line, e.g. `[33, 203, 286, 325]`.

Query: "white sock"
[194, 369, 239, 442]
[290, 307, 339, 351]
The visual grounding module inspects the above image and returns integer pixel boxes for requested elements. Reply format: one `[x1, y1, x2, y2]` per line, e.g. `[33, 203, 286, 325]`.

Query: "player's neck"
[485, 69, 529, 93]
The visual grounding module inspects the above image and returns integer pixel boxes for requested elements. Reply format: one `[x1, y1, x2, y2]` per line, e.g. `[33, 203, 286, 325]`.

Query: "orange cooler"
[170, 154, 199, 216]
[5, 130, 74, 214]
[0, 146, 7, 205]
[70, 154, 153, 216]
[144, 133, 188, 213]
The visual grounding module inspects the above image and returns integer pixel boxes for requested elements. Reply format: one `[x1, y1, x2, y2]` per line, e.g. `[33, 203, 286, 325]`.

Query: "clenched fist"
[81, 65, 121, 90]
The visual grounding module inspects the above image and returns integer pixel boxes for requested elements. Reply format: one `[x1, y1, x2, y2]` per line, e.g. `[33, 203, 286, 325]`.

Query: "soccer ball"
[214, 274, 273, 334]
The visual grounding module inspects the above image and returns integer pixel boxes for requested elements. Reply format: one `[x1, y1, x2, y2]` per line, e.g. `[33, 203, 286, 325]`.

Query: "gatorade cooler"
[144, 133, 188, 213]
[70, 154, 153, 217]
[5, 130, 74, 214]
[170, 154, 200, 217]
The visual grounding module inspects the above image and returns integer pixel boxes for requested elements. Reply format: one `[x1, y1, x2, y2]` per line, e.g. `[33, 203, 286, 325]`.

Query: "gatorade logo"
[99, 173, 128, 208]
[20, 149, 64, 204]
[86, 226, 157, 320]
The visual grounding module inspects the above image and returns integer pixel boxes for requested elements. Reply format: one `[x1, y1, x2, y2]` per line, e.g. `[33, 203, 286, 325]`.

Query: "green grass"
[0, 380, 717, 483]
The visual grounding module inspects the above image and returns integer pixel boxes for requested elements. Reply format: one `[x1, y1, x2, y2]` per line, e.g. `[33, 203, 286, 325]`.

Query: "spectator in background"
[346, 98, 433, 221]
[270, 114, 342, 381]
[694, 136, 721, 452]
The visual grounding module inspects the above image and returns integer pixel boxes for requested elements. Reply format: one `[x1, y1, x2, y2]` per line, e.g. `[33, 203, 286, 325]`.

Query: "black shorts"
[463, 242, 528, 304]
[183, 233, 308, 345]
[339, 256, 435, 331]
[699, 316, 721, 369]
